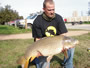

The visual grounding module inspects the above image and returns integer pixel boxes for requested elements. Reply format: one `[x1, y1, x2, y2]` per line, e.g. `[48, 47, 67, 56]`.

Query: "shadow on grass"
[51, 55, 64, 66]
[17, 65, 22, 68]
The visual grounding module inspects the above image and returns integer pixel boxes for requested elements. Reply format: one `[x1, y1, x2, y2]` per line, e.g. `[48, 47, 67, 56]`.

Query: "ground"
[0, 30, 89, 40]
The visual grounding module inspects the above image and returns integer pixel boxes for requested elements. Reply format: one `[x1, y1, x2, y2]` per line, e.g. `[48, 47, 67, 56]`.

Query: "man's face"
[43, 2, 55, 18]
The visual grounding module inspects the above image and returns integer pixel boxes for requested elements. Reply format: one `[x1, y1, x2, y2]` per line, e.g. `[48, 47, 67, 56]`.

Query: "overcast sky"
[0, 0, 89, 18]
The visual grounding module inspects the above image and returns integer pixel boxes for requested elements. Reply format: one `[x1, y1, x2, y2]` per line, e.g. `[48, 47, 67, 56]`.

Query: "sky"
[0, 0, 89, 19]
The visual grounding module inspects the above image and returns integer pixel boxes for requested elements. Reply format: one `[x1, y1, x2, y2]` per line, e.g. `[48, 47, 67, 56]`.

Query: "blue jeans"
[63, 48, 75, 68]
[32, 57, 50, 68]
[32, 57, 41, 68]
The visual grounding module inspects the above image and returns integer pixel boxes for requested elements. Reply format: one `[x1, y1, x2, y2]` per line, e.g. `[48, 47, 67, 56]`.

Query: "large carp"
[17, 35, 79, 68]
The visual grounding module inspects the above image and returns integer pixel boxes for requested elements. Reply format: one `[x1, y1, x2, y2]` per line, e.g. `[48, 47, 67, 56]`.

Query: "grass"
[83, 21, 90, 24]
[72, 33, 90, 68]
[68, 29, 88, 31]
[0, 25, 32, 34]
[0, 39, 34, 68]
[0, 32, 90, 68]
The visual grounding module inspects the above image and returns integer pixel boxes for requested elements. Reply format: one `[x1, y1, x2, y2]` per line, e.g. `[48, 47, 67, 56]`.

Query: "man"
[32, 0, 75, 68]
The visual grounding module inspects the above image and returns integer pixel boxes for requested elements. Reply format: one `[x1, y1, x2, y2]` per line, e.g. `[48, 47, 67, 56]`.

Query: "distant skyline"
[0, 0, 89, 18]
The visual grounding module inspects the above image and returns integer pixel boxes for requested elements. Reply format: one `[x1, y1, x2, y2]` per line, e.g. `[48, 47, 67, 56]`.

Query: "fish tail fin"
[24, 56, 36, 68]
[24, 57, 30, 68]
[24, 56, 37, 68]
[17, 56, 36, 68]
[17, 56, 26, 65]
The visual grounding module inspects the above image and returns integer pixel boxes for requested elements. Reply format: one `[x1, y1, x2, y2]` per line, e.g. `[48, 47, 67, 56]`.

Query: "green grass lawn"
[0, 32, 90, 68]
[0, 25, 87, 35]
[0, 25, 31, 34]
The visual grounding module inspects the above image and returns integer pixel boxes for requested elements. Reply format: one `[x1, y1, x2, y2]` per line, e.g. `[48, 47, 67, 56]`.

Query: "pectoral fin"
[64, 49, 68, 58]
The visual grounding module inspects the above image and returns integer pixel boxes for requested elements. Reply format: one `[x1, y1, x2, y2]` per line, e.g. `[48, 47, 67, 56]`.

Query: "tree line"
[0, 5, 23, 25]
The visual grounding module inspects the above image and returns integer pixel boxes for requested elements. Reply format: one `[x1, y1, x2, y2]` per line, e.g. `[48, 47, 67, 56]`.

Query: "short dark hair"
[43, 0, 54, 8]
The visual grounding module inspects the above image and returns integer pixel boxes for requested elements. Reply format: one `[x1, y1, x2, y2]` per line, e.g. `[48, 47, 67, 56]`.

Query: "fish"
[17, 35, 79, 68]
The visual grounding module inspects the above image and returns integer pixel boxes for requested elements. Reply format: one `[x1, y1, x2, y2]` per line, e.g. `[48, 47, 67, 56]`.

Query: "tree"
[0, 5, 23, 24]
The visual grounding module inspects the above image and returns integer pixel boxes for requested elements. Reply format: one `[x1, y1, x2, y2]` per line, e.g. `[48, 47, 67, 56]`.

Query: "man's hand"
[47, 56, 53, 62]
